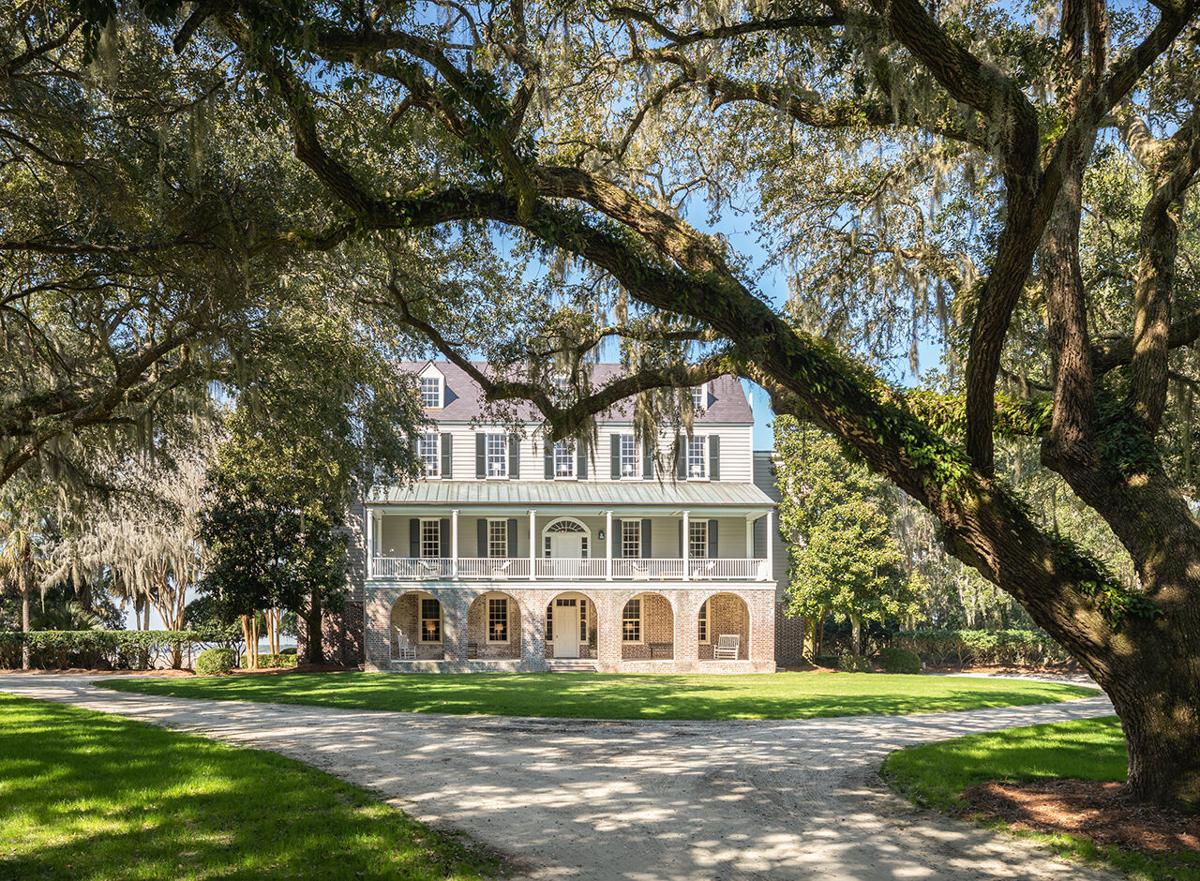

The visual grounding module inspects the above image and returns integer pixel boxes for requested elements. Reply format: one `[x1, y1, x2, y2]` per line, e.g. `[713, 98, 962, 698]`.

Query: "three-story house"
[357, 361, 781, 673]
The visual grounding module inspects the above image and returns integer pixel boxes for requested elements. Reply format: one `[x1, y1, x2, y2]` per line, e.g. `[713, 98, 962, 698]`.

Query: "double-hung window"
[688, 521, 709, 559]
[622, 598, 641, 642]
[488, 596, 509, 642]
[420, 598, 442, 642]
[487, 519, 508, 558]
[485, 433, 508, 477]
[419, 376, 442, 408]
[619, 434, 639, 478]
[554, 439, 576, 478]
[690, 384, 707, 412]
[621, 520, 641, 559]
[417, 432, 440, 477]
[687, 435, 708, 479]
[420, 518, 441, 558]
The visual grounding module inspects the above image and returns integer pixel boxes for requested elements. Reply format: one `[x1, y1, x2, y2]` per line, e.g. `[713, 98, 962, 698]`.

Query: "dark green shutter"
[544, 440, 554, 479]
[508, 435, 520, 478]
[676, 435, 687, 479]
[708, 520, 718, 558]
[439, 519, 450, 555]
[578, 443, 588, 478]
[709, 436, 720, 480]
[409, 518, 420, 556]
[507, 519, 518, 556]
[475, 433, 485, 478]
[610, 435, 620, 479]
[642, 438, 653, 479]
[441, 433, 453, 478]
[477, 519, 487, 556]
[613, 518, 622, 557]
[641, 519, 651, 558]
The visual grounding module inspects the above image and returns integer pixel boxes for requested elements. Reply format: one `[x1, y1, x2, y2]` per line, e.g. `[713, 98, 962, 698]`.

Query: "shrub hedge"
[876, 646, 922, 674]
[194, 647, 239, 675]
[243, 652, 299, 669]
[836, 652, 873, 672]
[891, 629, 1072, 667]
[0, 629, 239, 671]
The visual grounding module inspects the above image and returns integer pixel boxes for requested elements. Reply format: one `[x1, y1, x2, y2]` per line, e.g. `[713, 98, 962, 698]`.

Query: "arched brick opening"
[466, 590, 522, 659]
[698, 592, 750, 661]
[620, 591, 675, 660]
[389, 591, 446, 660]
[543, 590, 598, 659]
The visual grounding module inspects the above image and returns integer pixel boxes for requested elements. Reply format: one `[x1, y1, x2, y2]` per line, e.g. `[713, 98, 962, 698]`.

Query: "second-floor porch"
[364, 480, 777, 584]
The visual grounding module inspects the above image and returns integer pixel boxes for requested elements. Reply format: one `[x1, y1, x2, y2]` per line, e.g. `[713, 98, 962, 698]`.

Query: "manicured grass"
[98, 670, 1095, 720]
[882, 717, 1199, 881]
[0, 693, 498, 881]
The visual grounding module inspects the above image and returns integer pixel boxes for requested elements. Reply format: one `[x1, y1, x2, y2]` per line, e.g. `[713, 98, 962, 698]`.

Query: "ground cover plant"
[99, 671, 1094, 721]
[0, 693, 498, 881]
[883, 718, 1200, 881]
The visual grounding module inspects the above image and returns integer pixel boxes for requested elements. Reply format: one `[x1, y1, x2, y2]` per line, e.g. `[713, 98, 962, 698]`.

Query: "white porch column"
[765, 510, 775, 581]
[451, 509, 459, 577]
[682, 509, 690, 581]
[745, 517, 754, 561]
[529, 509, 537, 580]
[605, 509, 613, 580]
[364, 507, 374, 578]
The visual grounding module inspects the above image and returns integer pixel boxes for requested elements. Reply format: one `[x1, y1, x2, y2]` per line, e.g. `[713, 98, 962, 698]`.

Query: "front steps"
[547, 659, 598, 673]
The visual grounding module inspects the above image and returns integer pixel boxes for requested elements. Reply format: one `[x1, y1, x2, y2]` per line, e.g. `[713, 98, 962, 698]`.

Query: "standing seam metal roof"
[368, 480, 775, 507]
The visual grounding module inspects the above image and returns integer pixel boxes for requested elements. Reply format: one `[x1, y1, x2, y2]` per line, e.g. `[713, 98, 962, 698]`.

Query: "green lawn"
[882, 717, 1199, 881]
[0, 693, 498, 881]
[97, 670, 1095, 720]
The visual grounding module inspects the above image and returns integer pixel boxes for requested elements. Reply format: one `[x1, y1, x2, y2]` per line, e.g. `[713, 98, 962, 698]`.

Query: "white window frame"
[553, 439, 576, 479]
[420, 597, 442, 643]
[487, 595, 510, 643]
[417, 432, 440, 478]
[487, 519, 508, 559]
[698, 599, 710, 644]
[545, 602, 554, 642]
[687, 435, 708, 480]
[419, 518, 441, 559]
[688, 520, 709, 560]
[621, 520, 641, 559]
[419, 375, 443, 409]
[485, 432, 508, 478]
[690, 383, 707, 412]
[619, 433, 639, 478]
[622, 597, 642, 643]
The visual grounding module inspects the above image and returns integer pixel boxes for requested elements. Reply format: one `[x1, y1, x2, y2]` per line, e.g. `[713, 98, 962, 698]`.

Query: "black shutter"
[676, 435, 687, 479]
[709, 436, 720, 480]
[641, 519, 652, 558]
[477, 519, 487, 556]
[708, 519, 718, 558]
[578, 443, 588, 479]
[610, 435, 620, 479]
[508, 435, 520, 478]
[440, 433, 453, 478]
[409, 518, 420, 556]
[475, 433, 485, 478]
[613, 518, 623, 557]
[544, 439, 554, 479]
[439, 519, 450, 556]
[507, 519, 518, 556]
[642, 438, 653, 479]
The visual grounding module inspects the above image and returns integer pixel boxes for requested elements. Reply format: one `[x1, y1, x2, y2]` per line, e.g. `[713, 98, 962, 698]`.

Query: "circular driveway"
[0, 674, 1118, 881]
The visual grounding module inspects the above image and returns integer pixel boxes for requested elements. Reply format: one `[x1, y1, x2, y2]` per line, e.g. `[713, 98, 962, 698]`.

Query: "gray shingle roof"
[368, 480, 774, 508]
[404, 361, 753, 424]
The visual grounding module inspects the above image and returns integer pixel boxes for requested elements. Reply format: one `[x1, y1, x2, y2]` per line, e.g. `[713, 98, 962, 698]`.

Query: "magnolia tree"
[5, 0, 1200, 807]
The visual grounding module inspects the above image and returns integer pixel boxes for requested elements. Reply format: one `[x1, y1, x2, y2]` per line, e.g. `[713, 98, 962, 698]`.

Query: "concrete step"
[547, 659, 598, 673]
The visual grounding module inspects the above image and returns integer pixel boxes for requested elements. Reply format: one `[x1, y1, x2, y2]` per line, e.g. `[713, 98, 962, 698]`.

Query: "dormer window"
[419, 375, 443, 408]
[690, 383, 707, 412]
[687, 435, 708, 479]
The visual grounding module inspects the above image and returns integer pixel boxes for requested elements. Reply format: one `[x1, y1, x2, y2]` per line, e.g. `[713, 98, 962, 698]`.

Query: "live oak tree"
[9, 0, 1200, 807]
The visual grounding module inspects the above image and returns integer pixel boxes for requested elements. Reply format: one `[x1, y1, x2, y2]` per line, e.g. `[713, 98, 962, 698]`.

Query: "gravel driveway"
[0, 674, 1118, 881]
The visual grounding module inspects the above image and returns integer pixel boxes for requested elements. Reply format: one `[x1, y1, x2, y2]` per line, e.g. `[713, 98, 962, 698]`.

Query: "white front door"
[552, 599, 580, 658]
[548, 533, 584, 558]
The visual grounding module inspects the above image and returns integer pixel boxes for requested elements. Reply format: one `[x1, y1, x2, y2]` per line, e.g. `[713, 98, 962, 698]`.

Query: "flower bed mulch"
[965, 779, 1199, 854]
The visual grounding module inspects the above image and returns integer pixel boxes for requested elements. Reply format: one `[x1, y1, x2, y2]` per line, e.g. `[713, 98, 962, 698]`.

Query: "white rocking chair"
[490, 559, 512, 580]
[393, 629, 417, 661]
[713, 634, 740, 660]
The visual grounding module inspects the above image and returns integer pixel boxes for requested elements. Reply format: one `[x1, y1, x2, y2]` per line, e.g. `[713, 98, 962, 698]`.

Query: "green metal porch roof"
[367, 480, 774, 508]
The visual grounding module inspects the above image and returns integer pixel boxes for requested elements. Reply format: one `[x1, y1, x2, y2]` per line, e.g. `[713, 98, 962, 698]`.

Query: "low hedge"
[877, 646, 922, 674]
[0, 629, 239, 671]
[836, 652, 873, 672]
[891, 629, 1072, 668]
[195, 648, 238, 675]
[243, 652, 298, 669]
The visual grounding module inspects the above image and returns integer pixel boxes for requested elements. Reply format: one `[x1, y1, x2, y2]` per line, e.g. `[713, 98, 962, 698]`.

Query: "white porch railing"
[370, 557, 769, 581]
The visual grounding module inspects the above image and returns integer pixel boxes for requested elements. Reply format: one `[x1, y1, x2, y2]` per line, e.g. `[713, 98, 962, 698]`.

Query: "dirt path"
[0, 674, 1118, 881]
